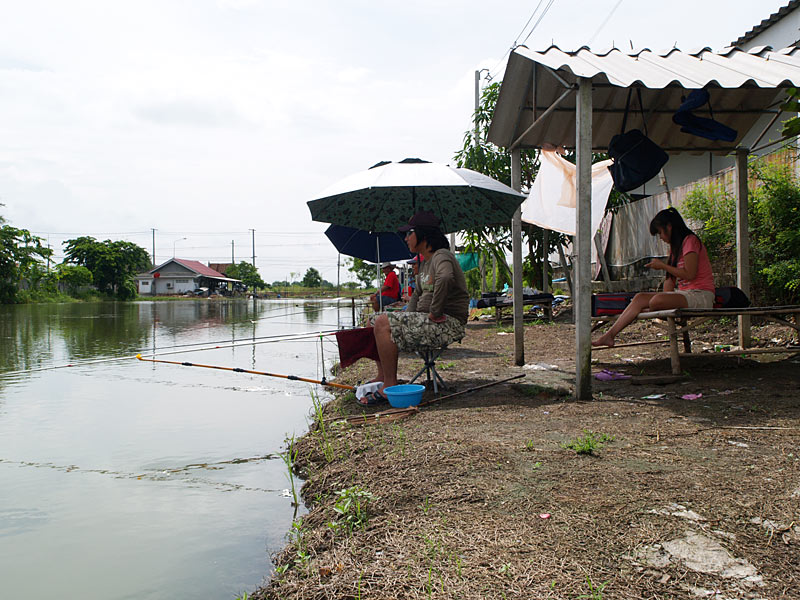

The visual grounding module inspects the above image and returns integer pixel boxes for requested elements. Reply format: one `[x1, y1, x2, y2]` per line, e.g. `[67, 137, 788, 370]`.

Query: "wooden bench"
[592, 306, 800, 374]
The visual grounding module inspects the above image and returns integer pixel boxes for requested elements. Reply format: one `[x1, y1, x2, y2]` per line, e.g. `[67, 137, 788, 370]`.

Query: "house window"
[141, 281, 149, 286]
[176, 279, 189, 283]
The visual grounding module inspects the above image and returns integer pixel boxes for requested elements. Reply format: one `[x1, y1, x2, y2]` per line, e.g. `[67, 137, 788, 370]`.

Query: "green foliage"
[328, 486, 376, 535]
[750, 161, 800, 303]
[280, 434, 299, 507]
[227, 261, 267, 291]
[310, 389, 334, 463]
[0, 223, 53, 303]
[301, 267, 323, 288]
[562, 430, 613, 455]
[346, 257, 378, 288]
[683, 160, 800, 305]
[452, 81, 621, 292]
[577, 576, 608, 599]
[55, 264, 93, 293]
[62, 236, 150, 299]
[683, 182, 736, 261]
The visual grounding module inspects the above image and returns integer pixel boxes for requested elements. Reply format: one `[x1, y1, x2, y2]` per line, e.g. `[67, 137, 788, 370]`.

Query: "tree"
[1, 222, 53, 303]
[453, 81, 628, 291]
[227, 261, 267, 291]
[346, 257, 377, 288]
[56, 264, 93, 294]
[62, 236, 150, 299]
[301, 267, 322, 288]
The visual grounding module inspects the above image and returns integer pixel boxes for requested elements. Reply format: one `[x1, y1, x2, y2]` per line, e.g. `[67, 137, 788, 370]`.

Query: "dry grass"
[252, 317, 800, 599]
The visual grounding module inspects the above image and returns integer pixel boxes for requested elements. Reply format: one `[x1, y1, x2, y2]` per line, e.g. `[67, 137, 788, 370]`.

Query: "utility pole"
[475, 68, 490, 293]
[231, 240, 235, 264]
[151, 228, 156, 266]
[250, 229, 256, 266]
[337, 254, 341, 296]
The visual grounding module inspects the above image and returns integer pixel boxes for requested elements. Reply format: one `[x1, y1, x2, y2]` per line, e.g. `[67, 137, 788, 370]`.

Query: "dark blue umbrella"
[324, 225, 412, 263]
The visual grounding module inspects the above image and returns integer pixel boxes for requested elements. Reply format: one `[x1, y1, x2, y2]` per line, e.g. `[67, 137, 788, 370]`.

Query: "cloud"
[132, 98, 251, 129]
[0, 51, 49, 73]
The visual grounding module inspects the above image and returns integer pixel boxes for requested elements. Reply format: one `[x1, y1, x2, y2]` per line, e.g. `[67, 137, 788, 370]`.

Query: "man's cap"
[379, 262, 395, 269]
[398, 209, 441, 232]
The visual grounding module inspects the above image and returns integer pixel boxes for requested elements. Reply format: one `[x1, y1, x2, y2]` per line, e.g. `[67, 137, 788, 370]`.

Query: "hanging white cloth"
[522, 149, 614, 236]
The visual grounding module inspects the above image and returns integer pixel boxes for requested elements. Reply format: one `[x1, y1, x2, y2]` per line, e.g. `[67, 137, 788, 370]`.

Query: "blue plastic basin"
[383, 384, 425, 408]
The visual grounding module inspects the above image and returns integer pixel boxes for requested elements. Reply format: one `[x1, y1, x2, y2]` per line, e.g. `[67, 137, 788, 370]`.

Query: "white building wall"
[739, 11, 800, 51]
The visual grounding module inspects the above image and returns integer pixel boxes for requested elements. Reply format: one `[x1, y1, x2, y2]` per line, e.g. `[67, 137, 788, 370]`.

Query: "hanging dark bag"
[607, 89, 668, 192]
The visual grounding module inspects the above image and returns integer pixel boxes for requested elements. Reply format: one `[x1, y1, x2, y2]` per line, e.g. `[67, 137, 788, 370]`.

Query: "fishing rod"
[136, 354, 355, 390]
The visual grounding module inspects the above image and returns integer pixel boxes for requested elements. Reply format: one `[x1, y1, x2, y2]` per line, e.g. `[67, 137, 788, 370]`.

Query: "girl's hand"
[646, 259, 667, 270]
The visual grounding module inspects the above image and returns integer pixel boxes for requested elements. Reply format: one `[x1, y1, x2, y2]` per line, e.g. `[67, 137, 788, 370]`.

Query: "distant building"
[135, 258, 242, 296]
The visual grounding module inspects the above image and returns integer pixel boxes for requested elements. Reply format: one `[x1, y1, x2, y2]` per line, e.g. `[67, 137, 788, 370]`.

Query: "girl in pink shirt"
[593, 207, 715, 348]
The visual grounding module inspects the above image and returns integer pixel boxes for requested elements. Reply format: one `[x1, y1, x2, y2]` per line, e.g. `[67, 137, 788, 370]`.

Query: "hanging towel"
[335, 327, 380, 369]
[522, 149, 614, 236]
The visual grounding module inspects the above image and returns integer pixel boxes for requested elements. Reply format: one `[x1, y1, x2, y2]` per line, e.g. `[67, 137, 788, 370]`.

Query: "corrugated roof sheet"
[731, 0, 800, 47]
[488, 44, 800, 153]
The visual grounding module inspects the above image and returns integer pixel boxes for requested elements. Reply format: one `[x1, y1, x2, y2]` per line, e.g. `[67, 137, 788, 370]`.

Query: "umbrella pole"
[376, 236, 381, 310]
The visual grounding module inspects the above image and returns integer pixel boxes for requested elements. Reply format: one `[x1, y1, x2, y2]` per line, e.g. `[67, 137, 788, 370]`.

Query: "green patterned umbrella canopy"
[307, 158, 525, 234]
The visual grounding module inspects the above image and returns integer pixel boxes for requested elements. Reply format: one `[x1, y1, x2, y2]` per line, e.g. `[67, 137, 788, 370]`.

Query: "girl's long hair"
[649, 207, 696, 267]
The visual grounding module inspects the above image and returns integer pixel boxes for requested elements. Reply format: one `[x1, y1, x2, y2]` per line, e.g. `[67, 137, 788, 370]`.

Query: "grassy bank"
[248, 318, 800, 599]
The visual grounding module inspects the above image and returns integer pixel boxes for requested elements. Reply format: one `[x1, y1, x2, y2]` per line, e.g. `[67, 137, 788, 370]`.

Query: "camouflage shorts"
[384, 311, 465, 353]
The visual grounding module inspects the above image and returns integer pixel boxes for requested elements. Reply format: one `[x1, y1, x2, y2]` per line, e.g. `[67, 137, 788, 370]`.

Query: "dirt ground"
[252, 310, 800, 600]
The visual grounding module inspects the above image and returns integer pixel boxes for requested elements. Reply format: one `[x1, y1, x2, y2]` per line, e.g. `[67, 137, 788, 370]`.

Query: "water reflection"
[0, 298, 338, 600]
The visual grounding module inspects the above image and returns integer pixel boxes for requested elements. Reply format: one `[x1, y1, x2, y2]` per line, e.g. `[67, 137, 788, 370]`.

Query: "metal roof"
[487, 44, 800, 154]
[731, 0, 800, 47]
[149, 258, 240, 281]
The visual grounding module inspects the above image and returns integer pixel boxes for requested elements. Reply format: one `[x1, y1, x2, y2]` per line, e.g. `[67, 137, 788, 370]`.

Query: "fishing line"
[1, 329, 342, 377]
[0, 457, 283, 494]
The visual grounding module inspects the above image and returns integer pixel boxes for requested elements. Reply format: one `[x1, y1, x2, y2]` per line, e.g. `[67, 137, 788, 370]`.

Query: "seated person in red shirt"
[592, 207, 715, 348]
[370, 262, 400, 311]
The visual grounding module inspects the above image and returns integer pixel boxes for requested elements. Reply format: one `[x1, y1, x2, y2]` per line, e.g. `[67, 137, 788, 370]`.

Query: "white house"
[135, 258, 241, 296]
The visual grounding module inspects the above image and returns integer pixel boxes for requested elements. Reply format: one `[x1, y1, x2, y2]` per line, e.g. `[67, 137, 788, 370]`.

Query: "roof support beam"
[509, 86, 576, 151]
[575, 77, 593, 400]
[525, 106, 781, 116]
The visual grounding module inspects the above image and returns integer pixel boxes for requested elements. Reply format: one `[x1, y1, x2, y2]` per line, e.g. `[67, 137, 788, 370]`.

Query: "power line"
[520, 0, 556, 46]
[588, 0, 624, 47]
[488, 0, 557, 81]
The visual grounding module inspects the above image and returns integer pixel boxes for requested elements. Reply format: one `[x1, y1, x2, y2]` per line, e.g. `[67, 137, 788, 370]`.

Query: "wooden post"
[735, 148, 751, 348]
[575, 77, 593, 400]
[668, 316, 681, 375]
[557, 242, 573, 300]
[542, 228, 549, 293]
[511, 149, 524, 366]
[594, 230, 611, 288]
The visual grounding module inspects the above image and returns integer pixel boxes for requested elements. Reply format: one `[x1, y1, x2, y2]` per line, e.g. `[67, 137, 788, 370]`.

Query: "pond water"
[0, 299, 356, 600]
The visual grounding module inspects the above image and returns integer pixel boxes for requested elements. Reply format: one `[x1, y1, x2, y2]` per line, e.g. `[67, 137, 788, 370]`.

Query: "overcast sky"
[0, 0, 789, 283]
